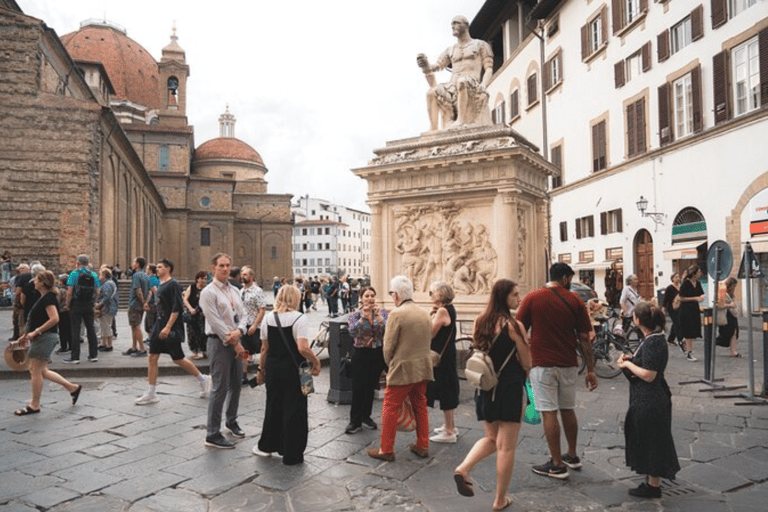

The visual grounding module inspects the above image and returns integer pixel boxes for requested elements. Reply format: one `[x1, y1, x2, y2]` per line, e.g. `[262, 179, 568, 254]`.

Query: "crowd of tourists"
[10, 253, 737, 507]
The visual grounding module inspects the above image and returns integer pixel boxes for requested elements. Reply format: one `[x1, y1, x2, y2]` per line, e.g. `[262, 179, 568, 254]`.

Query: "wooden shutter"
[551, 145, 562, 169]
[528, 74, 537, 105]
[713, 50, 730, 124]
[642, 41, 652, 72]
[598, 121, 607, 170]
[557, 53, 563, 84]
[760, 29, 768, 108]
[615, 60, 625, 88]
[617, 209, 623, 232]
[636, 98, 646, 154]
[576, 218, 582, 239]
[588, 216, 595, 237]
[691, 65, 703, 133]
[711, 0, 727, 30]
[510, 90, 519, 119]
[640, 0, 648, 13]
[560, 222, 568, 242]
[601, 212, 608, 235]
[691, 5, 704, 41]
[592, 123, 600, 172]
[627, 103, 636, 156]
[543, 59, 552, 91]
[601, 6, 609, 43]
[500, 101, 506, 124]
[658, 82, 672, 145]
[612, 0, 623, 35]
[658, 30, 670, 63]
[581, 24, 589, 60]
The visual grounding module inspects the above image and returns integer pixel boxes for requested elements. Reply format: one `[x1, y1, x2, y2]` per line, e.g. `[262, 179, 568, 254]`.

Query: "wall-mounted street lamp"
[636, 196, 666, 225]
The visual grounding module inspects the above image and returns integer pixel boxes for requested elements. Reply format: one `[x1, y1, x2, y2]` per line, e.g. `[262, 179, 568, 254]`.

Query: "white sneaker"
[252, 445, 272, 457]
[430, 431, 457, 443]
[433, 425, 447, 434]
[686, 352, 698, 362]
[135, 393, 159, 405]
[199, 375, 212, 398]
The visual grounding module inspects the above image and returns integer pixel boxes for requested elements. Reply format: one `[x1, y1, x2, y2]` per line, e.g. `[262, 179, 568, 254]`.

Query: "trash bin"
[327, 318, 353, 404]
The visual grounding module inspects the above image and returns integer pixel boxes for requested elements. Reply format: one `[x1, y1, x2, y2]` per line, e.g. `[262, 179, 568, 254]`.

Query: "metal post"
[708, 247, 721, 382]
[703, 308, 713, 382]
[763, 311, 768, 398]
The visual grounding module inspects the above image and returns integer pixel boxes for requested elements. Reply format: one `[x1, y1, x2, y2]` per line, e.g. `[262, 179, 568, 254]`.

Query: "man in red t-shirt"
[517, 262, 598, 480]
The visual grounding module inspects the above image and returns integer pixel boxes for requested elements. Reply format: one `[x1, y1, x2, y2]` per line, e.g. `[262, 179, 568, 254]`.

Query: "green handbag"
[523, 379, 541, 425]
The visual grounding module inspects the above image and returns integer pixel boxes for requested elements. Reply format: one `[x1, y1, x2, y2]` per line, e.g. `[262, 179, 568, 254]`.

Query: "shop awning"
[572, 260, 618, 270]
[747, 239, 768, 254]
[663, 241, 706, 260]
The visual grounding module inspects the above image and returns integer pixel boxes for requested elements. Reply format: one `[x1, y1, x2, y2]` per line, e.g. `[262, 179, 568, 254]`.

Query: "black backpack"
[73, 270, 96, 303]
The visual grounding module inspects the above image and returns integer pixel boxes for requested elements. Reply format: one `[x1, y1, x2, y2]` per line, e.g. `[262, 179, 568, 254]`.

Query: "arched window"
[672, 207, 707, 243]
[167, 76, 179, 109]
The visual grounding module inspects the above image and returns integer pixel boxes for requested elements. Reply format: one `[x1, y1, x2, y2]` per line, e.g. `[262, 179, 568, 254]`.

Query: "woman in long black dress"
[617, 301, 680, 498]
[678, 265, 704, 362]
[661, 273, 681, 347]
[427, 280, 460, 443]
[182, 271, 207, 359]
[716, 277, 741, 357]
[453, 279, 531, 511]
[253, 285, 321, 465]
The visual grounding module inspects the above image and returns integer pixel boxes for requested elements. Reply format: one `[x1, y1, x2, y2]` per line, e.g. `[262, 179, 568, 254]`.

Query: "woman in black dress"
[679, 265, 704, 362]
[183, 271, 208, 359]
[253, 285, 321, 465]
[716, 277, 741, 357]
[453, 279, 531, 512]
[617, 301, 680, 498]
[427, 280, 460, 443]
[661, 273, 682, 347]
[11, 270, 81, 415]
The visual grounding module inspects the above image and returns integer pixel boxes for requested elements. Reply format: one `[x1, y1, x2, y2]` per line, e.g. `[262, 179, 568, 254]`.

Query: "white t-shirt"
[260, 310, 308, 342]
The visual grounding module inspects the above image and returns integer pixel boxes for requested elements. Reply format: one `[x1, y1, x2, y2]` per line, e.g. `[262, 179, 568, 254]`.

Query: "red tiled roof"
[194, 138, 264, 165]
[62, 23, 160, 110]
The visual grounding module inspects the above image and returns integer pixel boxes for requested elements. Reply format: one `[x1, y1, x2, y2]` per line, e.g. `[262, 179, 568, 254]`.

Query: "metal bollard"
[762, 311, 768, 397]
[703, 308, 713, 382]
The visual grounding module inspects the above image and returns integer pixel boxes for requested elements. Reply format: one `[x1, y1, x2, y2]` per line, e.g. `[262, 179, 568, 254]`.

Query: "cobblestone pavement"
[1, 301, 768, 511]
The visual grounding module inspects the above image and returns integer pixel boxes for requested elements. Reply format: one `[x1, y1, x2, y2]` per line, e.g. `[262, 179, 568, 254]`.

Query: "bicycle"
[309, 321, 330, 357]
[600, 306, 642, 352]
[577, 314, 634, 379]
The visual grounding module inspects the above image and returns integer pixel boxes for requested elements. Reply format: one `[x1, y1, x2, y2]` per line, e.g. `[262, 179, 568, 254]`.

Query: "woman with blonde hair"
[453, 278, 532, 511]
[253, 285, 321, 465]
[11, 270, 82, 415]
[427, 280, 460, 443]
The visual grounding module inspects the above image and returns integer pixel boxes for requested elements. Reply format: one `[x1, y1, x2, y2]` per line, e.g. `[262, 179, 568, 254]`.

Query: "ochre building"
[0, 1, 292, 283]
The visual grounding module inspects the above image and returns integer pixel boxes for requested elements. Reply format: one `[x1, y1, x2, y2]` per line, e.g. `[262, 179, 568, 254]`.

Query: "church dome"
[194, 138, 264, 166]
[61, 21, 160, 110]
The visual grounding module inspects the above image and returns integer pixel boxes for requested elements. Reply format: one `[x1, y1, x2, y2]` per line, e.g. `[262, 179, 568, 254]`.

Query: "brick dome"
[195, 138, 264, 166]
[62, 22, 160, 110]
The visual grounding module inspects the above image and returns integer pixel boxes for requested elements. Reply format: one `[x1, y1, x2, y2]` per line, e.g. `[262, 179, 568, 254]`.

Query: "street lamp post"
[636, 196, 666, 225]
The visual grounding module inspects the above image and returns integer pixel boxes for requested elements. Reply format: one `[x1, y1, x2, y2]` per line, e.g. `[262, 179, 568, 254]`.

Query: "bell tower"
[158, 24, 190, 126]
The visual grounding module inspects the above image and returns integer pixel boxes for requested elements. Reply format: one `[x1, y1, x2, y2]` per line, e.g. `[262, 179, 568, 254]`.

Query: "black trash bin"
[327, 318, 353, 404]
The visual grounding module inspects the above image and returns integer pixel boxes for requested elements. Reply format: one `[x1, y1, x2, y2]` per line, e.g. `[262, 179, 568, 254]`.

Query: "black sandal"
[15, 405, 41, 416]
[71, 384, 82, 405]
[453, 473, 475, 497]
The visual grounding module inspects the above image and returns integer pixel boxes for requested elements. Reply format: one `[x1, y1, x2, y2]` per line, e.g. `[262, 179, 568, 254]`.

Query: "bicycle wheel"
[310, 323, 329, 357]
[591, 338, 622, 379]
[625, 327, 642, 352]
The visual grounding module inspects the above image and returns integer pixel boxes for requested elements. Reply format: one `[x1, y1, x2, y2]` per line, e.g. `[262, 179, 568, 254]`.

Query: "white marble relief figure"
[417, 15, 494, 131]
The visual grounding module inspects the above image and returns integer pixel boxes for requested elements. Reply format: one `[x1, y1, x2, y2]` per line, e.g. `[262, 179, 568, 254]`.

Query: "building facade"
[471, 0, 768, 309]
[291, 197, 371, 279]
[0, 2, 292, 284]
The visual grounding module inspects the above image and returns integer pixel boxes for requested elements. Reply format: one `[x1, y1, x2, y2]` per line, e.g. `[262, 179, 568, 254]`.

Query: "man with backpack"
[63, 254, 100, 363]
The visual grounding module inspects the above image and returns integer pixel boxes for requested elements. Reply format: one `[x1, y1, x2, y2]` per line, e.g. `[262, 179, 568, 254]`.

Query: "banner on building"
[748, 188, 768, 235]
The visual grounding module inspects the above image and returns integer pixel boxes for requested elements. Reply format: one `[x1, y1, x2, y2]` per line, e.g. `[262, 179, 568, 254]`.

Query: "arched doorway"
[634, 229, 654, 299]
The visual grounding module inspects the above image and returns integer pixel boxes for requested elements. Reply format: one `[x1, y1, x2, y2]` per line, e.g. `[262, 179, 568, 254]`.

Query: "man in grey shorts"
[516, 262, 598, 480]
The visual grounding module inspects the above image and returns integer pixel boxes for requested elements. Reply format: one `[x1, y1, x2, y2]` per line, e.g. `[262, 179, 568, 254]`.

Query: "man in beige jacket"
[368, 275, 433, 462]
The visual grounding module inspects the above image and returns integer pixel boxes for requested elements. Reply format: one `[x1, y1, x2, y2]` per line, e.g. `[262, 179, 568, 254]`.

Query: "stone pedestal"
[352, 126, 556, 320]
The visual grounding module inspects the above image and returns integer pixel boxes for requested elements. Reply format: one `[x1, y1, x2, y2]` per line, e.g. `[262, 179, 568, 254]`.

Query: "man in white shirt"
[240, 266, 266, 385]
[199, 253, 248, 449]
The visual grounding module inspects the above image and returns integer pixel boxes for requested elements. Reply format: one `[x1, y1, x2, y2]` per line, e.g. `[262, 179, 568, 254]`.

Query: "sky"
[18, 0, 488, 211]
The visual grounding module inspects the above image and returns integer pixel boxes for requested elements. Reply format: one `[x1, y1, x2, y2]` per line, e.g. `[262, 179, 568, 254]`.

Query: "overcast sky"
[19, 0, 487, 211]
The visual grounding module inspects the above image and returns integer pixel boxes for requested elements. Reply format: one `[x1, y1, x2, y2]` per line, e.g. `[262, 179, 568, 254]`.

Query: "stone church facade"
[0, 1, 292, 284]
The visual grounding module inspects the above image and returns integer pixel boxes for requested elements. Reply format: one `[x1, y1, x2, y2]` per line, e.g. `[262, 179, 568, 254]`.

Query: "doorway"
[634, 229, 654, 299]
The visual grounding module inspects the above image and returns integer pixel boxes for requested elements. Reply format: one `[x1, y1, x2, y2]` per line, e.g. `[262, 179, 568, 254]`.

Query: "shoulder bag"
[273, 312, 314, 396]
[430, 324, 455, 367]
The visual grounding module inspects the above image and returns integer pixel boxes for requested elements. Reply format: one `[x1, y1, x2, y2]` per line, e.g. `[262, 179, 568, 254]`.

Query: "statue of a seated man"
[417, 15, 494, 131]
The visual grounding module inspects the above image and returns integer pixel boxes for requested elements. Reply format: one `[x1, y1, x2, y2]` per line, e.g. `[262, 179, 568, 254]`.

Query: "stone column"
[368, 201, 385, 299]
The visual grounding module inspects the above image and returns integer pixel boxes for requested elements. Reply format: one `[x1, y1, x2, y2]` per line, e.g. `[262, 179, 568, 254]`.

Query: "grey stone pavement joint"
[2, 304, 768, 511]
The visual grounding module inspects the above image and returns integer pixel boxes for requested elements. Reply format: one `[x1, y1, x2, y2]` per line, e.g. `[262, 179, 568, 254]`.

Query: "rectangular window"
[733, 37, 760, 116]
[302, 228, 307, 235]
[625, 0, 641, 25]
[626, 52, 642, 82]
[730, 0, 757, 19]
[559, 221, 568, 242]
[591, 120, 607, 172]
[601, 209, 623, 234]
[302, 243, 307, 251]
[271, 246, 277, 259]
[159, 146, 169, 171]
[325, 258, 330, 265]
[527, 73, 538, 106]
[325, 227, 330, 235]
[575, 216, 595, 239]
[673, 73, 694, 138]
[200, 227, 210, 247]
[626, 97, 647, 157]
[509, 90, 519, 120]
[590, 16, 602, 53]
[670, 16, 692, 55]
[492, 102, 505, 124]
[325, 243, 330, 250]
[551, 145, 562, 189]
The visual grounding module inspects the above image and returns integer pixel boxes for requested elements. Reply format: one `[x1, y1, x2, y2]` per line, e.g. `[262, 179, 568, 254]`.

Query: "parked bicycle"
[310, 321, 330, 357]
[577, 307, 634, 379]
